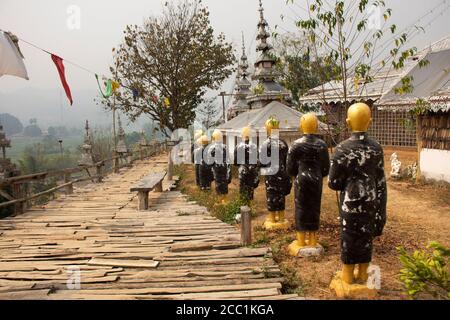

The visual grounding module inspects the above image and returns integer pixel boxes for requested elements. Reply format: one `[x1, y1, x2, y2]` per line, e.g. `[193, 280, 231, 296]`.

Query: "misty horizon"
[1, 0, 449, 131]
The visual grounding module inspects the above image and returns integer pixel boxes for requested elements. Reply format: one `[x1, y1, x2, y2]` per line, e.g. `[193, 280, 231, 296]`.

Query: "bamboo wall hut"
[417, 86, 450, 183]
[299, 35, 450, 147]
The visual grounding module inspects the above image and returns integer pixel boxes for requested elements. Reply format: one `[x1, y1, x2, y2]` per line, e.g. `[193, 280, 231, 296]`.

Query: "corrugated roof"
[218, 100, 327, 132]
[299, 35, 450, 106]
[378, 50, 450, 105]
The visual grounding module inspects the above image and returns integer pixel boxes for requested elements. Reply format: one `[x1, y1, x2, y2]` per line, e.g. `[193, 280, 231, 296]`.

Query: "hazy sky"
[0, 0, 449, 128]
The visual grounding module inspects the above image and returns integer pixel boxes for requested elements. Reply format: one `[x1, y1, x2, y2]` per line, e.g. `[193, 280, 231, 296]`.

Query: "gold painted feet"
[330, 264, 377, 298]
[263, 211, 290, 230]
[288, 231, 324, 257]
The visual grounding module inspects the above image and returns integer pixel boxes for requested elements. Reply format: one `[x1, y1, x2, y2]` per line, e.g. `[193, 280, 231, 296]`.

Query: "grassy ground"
[8, 135, 82, 162]
[177, 147, 450, 300]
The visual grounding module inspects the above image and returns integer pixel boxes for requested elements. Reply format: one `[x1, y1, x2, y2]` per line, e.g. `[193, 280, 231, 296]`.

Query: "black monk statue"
[329, 102, 387, 298]
[259, 116, 292, 230]
[234, 126, 259, 201]
[287, 113, 330, 256]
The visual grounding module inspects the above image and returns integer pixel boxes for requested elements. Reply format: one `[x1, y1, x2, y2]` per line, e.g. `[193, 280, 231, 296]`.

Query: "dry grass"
[177, 147, 450, 300]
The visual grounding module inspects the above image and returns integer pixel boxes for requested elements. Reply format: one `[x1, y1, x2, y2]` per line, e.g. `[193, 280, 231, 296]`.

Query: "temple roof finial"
[248, 0, 292, 109]
[241, 32, 246, 56]
[239, 32, 249, 78]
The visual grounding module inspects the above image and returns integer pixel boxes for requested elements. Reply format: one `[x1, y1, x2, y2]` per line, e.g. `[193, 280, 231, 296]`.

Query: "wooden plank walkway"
[0, 155, 296, 300]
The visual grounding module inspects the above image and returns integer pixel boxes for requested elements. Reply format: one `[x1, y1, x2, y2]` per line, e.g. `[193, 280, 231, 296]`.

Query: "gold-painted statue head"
[265, 116, 280, 136]
[300, 113, 318, 134]
[241, 126, 252, 140]
[200, 135, 210, 146]
[212, 129, 223, 143]
[346, 102, 372, 132]
[196, 137, 202, 145]
[194, 129, 203, 140]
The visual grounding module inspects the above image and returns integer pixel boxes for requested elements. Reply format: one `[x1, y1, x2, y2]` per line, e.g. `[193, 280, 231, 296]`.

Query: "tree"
[0, 113, 23, 136]
[48, 126, 69, 138]
[104, 0, 235, 137]
[23, 118, 42, 137]
[48, 127, 57, 137]
[292, 0, 419, 103]
[287, 0, 421, 142]
[143, 122, 166, 141]
[273, 33, 340, 105]
[197, 98, 221, 130]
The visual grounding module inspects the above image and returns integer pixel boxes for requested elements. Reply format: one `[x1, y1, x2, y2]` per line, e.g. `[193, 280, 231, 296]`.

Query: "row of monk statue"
[190, 102, 387, 297]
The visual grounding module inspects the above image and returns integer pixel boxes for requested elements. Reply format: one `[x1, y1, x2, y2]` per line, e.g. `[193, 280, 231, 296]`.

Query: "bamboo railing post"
[11, 182, 23, 214]
[96, 164, 103, 183]
[114, 154, 120, 174]
[24, 182, 32, 209]
[139, 145, 144, 161]
[64, 173, 73, 194]
[168, 147, 174, 180]
[240, 206, 252, 246]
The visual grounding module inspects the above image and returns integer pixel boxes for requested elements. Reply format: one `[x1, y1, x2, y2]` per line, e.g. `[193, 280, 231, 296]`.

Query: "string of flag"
[0, 29, 171, 108]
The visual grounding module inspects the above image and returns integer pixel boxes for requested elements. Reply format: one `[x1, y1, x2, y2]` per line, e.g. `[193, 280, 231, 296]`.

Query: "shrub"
[398, 241, 449, 300]
[214, 197, 247, 224]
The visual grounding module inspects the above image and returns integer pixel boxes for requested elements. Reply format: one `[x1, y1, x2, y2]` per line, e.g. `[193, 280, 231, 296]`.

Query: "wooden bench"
[130, 171, 166, 210]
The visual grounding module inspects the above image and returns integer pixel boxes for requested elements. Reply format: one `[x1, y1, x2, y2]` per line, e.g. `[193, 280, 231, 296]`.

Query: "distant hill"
[0, 88, 148, 131]
[0, 113, 24, 135]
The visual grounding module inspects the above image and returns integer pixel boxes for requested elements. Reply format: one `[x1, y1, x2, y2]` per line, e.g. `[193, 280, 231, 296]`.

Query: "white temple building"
[219, 0, 325, 152]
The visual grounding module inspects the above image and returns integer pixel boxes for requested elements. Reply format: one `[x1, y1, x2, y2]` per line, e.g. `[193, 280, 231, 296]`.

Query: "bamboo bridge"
[0, 150, 297, 300]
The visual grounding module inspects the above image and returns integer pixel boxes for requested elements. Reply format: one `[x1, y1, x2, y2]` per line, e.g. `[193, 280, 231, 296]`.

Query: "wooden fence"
[0, 141, 167, 215]
[418, 113, 450, 151]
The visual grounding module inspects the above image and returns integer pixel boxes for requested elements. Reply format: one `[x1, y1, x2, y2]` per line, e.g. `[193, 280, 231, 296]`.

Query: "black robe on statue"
[234, 140, 260, 200]
[328, 132, 387, 265]
[191, 143, 200, 186]
[287, 135, 330, 232]
[195, 145, 214, 190]
[259, 137, 292, 211]
[208, 142, 231, 195]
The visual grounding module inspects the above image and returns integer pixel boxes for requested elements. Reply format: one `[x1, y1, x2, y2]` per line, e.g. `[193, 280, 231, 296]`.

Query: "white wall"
[420, 148, 450, 183]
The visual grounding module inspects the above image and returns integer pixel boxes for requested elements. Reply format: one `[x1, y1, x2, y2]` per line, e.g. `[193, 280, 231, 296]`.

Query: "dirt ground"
[178, 146, 450, 300]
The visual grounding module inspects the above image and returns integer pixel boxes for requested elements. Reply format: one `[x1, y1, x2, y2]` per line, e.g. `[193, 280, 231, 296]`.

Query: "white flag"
[0, 31, 29, 80]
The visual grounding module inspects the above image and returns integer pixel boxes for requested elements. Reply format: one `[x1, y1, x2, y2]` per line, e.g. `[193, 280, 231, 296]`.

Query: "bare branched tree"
[197, 98, 221, 130]
[103, 0, 236, 137]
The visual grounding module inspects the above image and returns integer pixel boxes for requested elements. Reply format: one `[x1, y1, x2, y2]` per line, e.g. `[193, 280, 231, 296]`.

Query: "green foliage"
[410, 98, 431, 116]
[398, 242, 449, 300]
[23, 124, 42, 137]
[47, 126, 69, 138]
[292, 0, 418, 101]
[214, 197, 248, 224]
[104, 0, 235, 137]
[252, 83, 265, 95]
[18, 144, 78, 174]
[274, 34, 341, 102]
[253, 226, 270, 246]
[279, 262, 306, 296]
[398, 117, 416, 132]
[394, 76, 414, 95]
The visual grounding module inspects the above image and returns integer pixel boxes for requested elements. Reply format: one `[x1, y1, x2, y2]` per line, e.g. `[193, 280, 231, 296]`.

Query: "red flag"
[51, 54, 73, 105]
